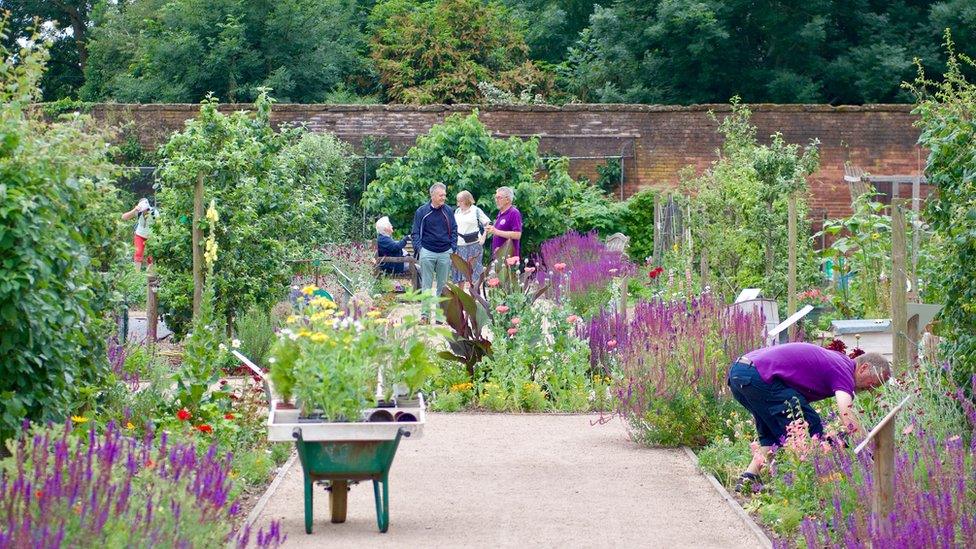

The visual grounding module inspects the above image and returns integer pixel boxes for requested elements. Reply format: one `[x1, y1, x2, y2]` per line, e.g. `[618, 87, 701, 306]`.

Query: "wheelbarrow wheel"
[329, 480, 349, 523]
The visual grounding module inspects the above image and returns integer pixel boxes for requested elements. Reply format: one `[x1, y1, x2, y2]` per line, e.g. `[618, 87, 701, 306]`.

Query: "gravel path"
[251, 413, 760, 548]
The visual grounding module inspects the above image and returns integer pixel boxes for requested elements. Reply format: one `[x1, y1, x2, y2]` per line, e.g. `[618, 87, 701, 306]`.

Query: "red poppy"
[196, 424, 213, 434]
[224, 413, 235, 420]
[177, 408, 191, 421]
[648, 267, 664, 280]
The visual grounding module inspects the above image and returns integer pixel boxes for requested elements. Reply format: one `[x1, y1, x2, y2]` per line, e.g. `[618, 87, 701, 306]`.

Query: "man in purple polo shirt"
[727, 342, 890, 491]
[487, 186, 522, 259]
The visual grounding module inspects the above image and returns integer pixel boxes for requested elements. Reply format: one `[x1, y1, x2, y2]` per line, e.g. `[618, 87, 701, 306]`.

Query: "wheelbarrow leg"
[372, 473, 390, 533]
[303, 471, 314, 534]
[329, 480, 349, 523]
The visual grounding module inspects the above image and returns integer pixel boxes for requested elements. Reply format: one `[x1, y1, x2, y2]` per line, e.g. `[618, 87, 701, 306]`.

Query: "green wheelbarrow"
[292, 426, 409, 533]
[266, 394, 427, 535]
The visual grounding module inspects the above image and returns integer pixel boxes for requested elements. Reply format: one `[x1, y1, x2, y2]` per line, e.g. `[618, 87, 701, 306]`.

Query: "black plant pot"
[367, 409, 395, 422]
[375, 399, 396, 408]
[394, 411, 417, 422]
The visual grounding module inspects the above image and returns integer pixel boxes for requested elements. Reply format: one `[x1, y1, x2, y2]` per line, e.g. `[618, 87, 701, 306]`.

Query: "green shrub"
[0, 31, 124, 443]
[235, 306, 275, 367]
[910, 37, 976, 386]
[362, 111, 598, 256]
[620, 189, 656, 263]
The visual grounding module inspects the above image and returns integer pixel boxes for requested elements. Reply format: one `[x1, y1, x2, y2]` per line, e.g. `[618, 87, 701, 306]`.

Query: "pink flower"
[510, 317, 521, 325]
[524, 266, 536, 273]
[902, 424, 914, 435]
[567, 315, 579, 323]
[495, 305, 510, 314]
[487, 278, 500, 287]
[506, 256, 520, 266]
[607, 339, 617, 349]
[554, 263, 567, 272]
[507, 328, 518, 336]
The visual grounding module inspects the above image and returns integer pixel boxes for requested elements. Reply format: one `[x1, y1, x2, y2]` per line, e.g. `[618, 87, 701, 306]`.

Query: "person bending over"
[727, 342, 890, 491]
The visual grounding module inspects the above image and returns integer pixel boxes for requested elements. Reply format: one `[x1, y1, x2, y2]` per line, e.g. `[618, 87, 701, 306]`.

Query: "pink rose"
[567, 315, 579, 323]
[554, 263, 567, 272]
[507, 328, 518, 336]
[495, 305, 510, 314]
[506, 256, 520, 266]
[607, 339, 617, 349]
[487, 278, 500, 287]
[525, 266, 536, 273]
[511, 317, 521, 325]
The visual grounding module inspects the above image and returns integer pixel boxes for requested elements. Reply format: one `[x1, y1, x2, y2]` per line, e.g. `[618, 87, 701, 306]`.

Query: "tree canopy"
[9, 0, 976, 104]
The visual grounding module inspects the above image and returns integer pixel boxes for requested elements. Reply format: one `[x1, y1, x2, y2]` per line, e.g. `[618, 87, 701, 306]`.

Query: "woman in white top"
[452, 190, 491, 285]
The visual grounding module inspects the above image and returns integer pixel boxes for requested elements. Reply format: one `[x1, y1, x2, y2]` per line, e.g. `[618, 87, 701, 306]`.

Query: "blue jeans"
[419, 248, 452, 298]
[727, 362, 823, 447]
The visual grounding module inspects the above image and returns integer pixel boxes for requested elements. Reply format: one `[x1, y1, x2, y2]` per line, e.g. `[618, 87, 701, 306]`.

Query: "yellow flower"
[450, 382, 474, 392]
[336, 310, 345, 317]
[301, 285, 317, 296]
[126, 422, 135, 429]
[310, 310, 334, 322]
[871, 233, 880, 240]
[297, 329, 313, 338]
[366, 310, 381, 318]
[71, 416, 89, 424]
[309, 333, 328, 343]
[205, 199, 219, 223]
[286, 315, 299, 323]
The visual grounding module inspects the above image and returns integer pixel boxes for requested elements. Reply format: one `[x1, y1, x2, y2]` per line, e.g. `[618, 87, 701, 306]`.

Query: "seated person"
[376, 216, 409, 274]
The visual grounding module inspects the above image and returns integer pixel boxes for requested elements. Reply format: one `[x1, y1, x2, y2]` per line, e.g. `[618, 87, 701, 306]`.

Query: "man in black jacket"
[375, 216, 409, 274]
[411, 183, 458, 298]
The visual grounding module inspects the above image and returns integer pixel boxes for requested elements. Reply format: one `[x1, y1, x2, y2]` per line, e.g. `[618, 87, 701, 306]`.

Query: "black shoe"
[734, 472, 760, 493]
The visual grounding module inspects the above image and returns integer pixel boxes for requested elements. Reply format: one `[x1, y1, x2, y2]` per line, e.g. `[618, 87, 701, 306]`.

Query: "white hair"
[375, 216, 393, 234]
[496, 186, 515, 201]
[429, 182, 447, 196]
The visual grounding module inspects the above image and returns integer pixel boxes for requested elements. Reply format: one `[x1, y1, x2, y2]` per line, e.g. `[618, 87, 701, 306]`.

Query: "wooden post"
[652, 194, 661, 264]
[910, 175, 921, 302]
[891, 199, 909, 373]
[146, 268, 159, 350]
[854, 395, 908, 539]
[191, 171, 205, 319]
[787, 195, 798, 340]
[873, 417, 896, 535]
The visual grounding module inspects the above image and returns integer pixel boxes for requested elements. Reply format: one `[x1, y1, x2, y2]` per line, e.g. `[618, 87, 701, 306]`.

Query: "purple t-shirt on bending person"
[744, 342, 855, 403]
[491, 206, 523, 259]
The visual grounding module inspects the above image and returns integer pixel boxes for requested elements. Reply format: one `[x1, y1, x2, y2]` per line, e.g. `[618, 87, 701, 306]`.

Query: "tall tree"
[1, 0, 94, 99]
[562, 0, 976, 105]
[369, 0, 550, 104]
[80, 0, 373, 103]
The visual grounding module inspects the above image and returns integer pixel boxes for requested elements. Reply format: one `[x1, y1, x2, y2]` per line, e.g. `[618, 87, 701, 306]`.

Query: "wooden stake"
[787, 195, 798, 340]
[873, 417, 896, 535]
[891, 199, 909, 372]
[191, 171, 205, 319]
[146, 267, 158, 350]
[652, 194, 661, 264]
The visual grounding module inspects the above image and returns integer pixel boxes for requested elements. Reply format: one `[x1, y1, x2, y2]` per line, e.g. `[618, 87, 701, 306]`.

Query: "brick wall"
[91, 103, 930, 219]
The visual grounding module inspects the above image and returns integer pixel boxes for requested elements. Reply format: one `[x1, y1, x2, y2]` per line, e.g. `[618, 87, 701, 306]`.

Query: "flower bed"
[0, 421, 282, 548]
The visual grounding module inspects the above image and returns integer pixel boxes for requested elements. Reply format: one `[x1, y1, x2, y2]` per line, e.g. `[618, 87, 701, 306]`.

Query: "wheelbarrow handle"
[293, 427, 303, 441]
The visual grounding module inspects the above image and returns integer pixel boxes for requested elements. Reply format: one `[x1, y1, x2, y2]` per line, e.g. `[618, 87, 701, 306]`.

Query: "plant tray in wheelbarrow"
[266, 395, 427, 442]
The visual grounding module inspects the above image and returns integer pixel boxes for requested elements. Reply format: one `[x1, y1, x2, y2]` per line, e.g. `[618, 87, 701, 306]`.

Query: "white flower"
[288, 332, 299, 341]
[218, 343, 228, 352]
[268, 357, 277, 364]
[231, 339, 241, 348]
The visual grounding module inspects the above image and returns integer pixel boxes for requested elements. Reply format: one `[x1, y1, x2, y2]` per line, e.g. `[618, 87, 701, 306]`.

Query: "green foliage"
[362, 111, 595, 255]
[0, 28, 125, 443]
[910, 35, 976, 386]
[619, 189, 656, 263]
[817, 192, 893, 318]
[175, 203, 231, 414]
[81, 0, 372, 103]
[274, 131, 357, 255]
[684, 100, 820, 301]
[235, 306, 276, 367]
[151, 93, 352, 337]
[561, 1, 976, 105]
[369, 0, 550, 104]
